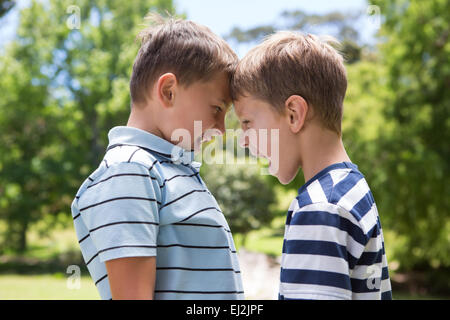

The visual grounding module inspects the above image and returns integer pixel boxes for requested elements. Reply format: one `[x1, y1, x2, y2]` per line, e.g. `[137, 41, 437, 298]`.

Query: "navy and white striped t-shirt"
[279, 162, 392, 300]
[71, 126, 244, 300]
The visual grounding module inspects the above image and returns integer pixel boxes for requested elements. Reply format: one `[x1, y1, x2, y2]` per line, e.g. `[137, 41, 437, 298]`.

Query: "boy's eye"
[213, 106, 222, 114]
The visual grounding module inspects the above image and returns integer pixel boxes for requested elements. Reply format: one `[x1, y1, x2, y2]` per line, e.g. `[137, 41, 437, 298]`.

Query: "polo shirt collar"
[107, 126, 197, 166]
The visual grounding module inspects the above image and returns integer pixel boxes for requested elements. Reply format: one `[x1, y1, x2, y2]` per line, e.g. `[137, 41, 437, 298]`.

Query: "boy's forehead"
[204, 72, 231, 103]
[233, 96, 256, 117]
[233, 100, 245, 117]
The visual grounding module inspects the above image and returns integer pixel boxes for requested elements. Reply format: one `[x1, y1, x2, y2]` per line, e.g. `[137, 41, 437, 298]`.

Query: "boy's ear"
[284, 95, 308, 134]
[156, 73, 177, 108]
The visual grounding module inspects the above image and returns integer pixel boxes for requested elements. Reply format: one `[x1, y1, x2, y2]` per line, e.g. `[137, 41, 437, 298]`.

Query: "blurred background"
[0, 0, 449, 299]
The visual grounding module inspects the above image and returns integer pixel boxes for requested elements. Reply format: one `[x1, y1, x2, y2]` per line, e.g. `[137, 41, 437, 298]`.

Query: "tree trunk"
[18, 220, 28, 253]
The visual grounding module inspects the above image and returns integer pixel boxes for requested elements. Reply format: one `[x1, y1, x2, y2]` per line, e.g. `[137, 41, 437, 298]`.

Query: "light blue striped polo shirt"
[279, 162, 392, 300]
[71, 126, 244, 300]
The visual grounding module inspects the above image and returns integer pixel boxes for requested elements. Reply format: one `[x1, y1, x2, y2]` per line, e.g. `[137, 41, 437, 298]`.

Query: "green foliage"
[368, 0, 450, 269]
[200, 152, 277, 245]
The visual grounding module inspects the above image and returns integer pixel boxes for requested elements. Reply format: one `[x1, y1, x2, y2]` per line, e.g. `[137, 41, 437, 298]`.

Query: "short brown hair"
[231, 31, 347, 134]
[130, 14, 238, 105]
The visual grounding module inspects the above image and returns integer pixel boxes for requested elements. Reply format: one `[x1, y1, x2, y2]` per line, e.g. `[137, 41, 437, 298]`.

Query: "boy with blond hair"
[71, 15, 244, 300]
[231, 31, 392, 300]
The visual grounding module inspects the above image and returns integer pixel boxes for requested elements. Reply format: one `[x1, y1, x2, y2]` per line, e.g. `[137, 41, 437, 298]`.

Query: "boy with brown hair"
[71, 15, 244, 300]
[231, 31, 392, 300]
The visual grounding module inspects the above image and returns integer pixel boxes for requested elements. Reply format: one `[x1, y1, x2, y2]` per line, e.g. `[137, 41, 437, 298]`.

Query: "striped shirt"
[71, 126, 244, 300]
[279, 162, 392, 300]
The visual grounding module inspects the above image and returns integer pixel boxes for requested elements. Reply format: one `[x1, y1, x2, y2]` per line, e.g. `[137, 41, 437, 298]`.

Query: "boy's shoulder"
[294, 162, 378, 233]
[72, 146, 164, 204]
[85, 145, 165, 189]
[103, 144, 160, 171]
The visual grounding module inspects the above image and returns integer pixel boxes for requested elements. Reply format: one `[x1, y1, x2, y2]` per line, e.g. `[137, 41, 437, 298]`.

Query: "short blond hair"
[130, 14, 238, 105]
[231, 31, 347, 134]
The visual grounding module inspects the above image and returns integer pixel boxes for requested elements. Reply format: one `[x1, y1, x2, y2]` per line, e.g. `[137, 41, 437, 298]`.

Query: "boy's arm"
[78, 162, 161, 299]
[105, 256, 156, 300]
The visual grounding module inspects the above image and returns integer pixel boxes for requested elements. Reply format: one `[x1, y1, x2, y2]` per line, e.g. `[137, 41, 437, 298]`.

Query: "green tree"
[370, 0, 450, 270]
[0, 0, 14, 18]
[0, 0, 175, 252]
[200, 152, 277, 246]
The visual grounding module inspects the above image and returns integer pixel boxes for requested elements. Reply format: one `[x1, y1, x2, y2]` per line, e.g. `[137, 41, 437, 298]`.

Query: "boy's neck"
[299, 126, 351, 183]
[127, 104, 166, 140]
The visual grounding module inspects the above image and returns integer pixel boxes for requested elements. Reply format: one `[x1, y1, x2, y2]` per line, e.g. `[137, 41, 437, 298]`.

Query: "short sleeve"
[78, 162, 161, 262]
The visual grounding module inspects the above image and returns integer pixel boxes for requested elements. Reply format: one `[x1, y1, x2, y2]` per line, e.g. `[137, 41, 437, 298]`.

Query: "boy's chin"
[266, 161, 285, 183]
[273, 167, 298, 185]
[276, 175, 293, 185]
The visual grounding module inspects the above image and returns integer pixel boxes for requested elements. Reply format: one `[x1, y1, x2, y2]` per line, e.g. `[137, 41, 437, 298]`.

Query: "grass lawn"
[234, 215, 285, 257]
[0, 274, 445, 300]
[0, 274, 99, 300]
